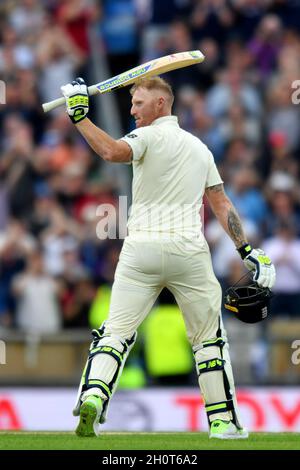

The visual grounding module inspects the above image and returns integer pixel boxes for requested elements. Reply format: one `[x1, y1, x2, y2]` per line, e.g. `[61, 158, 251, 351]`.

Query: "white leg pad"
[194, 345, 232, 422]
[73, 326, 137, 420]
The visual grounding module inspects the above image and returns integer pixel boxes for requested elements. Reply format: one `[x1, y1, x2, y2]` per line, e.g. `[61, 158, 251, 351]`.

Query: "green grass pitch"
[0, 432, 299, 450]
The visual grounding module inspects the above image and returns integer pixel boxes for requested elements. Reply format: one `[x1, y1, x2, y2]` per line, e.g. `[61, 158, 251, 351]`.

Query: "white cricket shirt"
[121, 116, 222, 240]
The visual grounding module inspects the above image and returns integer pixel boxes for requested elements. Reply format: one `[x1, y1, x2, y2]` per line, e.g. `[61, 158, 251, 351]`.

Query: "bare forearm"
[75, 118, 117, 160]
[225, 204, 248, 248]
[206, 184, 248, 248]
[75, 118, 132, 162]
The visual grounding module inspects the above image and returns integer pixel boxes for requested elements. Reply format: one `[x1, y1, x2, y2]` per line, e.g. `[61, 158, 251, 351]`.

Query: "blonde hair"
[130, 77, 174, 107]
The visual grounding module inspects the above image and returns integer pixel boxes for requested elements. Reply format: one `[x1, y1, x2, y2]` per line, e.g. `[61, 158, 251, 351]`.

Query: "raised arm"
[205, 183, 276, 289]
[60, 78, 132, 163]
[75, 118, 132, 163]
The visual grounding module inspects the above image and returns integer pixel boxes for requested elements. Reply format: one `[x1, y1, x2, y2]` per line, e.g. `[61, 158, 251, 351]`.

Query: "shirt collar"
[150, 116, 179, 126]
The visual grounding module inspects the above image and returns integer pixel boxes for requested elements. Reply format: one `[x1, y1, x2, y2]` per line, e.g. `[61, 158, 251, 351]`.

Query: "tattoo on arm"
[227, 207, 247, 247]
[206, 183, 247, 247]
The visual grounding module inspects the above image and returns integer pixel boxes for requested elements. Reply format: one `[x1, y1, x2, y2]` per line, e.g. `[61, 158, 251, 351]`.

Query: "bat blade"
[95, 50, 205, 94]
[42, 50, 204, 113]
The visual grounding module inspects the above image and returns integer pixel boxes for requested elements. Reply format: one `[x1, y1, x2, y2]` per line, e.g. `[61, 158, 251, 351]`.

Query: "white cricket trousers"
[85, 235, 243, 427]
[105, 235, 222, 345]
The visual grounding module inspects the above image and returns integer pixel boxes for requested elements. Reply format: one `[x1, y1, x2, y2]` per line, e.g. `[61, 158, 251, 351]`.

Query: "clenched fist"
[61, 77, 89, 124]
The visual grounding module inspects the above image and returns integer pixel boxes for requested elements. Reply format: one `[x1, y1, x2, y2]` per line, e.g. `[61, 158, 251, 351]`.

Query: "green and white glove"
[237, 244, 276, 289]
[61, 77, 89, 124]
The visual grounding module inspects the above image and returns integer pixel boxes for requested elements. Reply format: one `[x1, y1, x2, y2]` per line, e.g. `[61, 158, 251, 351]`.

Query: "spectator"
[225, 38, 254, 77]
[225, 167, 267, 226]
[40, 207, 82, 276]
[190, 0, 235, 44]
[206, 66, 262, 119]
[28, 183, 56, 237]
[248, 14, 283, 81]
[0, 219, 36, 327]
[12, 250, 62, 334]
[169, 20, 193, 52]
[55, 0, 99, 60]
[1, 114, 36, 219]
[0, 24, 35, 74]
[219, 138, 258, 183]
[218, 100, 261, 147]
[196, 37, 220, 90]
[266, 77, 300, 153]
[263, 172, 300, 237]
[266, 131, 299, 178]
[276, 40, 300, 84]
[99, 0, 139, 75]
[231, 0, 271, 41]
[180, 90, 224, 161]
[61, 271, 96, 328]
[36, 12, 84, 104]
[9, 0, 45, 40]
[263, 221, 300, 316]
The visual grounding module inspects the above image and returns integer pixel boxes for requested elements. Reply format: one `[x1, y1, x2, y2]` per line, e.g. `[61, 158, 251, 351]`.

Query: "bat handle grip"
[42, 85, 99, 113]
[42, 97, 65, 113]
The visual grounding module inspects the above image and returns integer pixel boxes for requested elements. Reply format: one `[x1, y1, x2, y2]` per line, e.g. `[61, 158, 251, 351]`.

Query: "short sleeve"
[205, 150, 223, 188]
[120, 127, 148, 162]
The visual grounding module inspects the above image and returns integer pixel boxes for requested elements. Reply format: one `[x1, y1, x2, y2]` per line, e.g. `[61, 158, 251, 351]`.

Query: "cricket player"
[61, 77, 276, 439]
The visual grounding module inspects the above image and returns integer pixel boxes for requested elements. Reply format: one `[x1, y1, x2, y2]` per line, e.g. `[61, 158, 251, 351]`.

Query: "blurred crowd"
[1, 0, 300, 338]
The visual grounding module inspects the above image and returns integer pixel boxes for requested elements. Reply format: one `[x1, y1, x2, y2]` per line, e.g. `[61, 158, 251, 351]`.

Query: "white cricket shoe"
[209, 419, 249, 439]
[75, 395, 102, 437]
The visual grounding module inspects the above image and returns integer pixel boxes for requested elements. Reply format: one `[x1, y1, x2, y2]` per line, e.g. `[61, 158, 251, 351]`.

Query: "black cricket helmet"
[224, 282, 273, 324]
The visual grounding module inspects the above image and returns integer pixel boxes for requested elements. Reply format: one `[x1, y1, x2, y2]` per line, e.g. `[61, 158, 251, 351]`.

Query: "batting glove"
[237, 244, 276, 289]
[61, 77, 89, 124]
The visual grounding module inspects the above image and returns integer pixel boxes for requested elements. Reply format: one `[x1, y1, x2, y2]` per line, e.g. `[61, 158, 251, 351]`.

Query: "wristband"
[237, 243, 252, 260]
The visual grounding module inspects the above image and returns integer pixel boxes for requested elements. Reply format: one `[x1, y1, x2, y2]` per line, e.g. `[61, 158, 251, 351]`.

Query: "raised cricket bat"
[42, 50, 205, 113]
